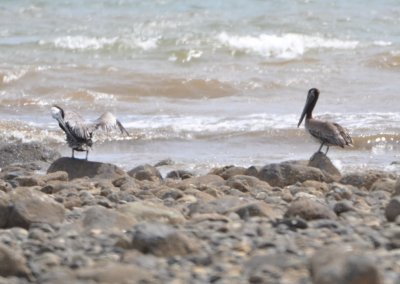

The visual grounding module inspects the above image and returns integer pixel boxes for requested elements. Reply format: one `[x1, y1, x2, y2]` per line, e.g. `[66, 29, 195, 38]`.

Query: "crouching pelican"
[51, 105, 129, 160]
[297, 88, 352, 155]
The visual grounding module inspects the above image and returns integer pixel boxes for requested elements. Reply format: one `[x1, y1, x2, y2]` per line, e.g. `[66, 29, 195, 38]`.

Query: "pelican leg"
[325, 146, 330, 155]
[85, 150, 88, 160]
[317, 143, 325, 153]
[71, 149, 75, 159]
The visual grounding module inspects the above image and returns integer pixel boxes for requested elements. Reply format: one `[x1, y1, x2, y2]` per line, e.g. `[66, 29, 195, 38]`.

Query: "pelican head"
[297, 88, 319, 127]
[51, 105, 64, 121]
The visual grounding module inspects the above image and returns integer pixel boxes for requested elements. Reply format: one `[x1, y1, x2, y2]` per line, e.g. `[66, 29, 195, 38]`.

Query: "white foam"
[2, 69, 28, 83]
[43, 36, 117, 50]
[217, 32, 359, 59]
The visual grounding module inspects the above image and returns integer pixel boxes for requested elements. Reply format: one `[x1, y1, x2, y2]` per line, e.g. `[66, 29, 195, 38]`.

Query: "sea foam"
[217, 32, 359, 59]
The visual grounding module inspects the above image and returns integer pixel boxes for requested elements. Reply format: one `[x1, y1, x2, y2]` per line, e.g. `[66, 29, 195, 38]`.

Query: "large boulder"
[47, 157, 126, 180]
[0, 142, 60, 168]
[257, 161, 325, 187]
[5, 187, 65, 229]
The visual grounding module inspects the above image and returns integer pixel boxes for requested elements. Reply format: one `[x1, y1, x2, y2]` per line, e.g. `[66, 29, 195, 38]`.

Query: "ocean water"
[1, 0, 400, 173]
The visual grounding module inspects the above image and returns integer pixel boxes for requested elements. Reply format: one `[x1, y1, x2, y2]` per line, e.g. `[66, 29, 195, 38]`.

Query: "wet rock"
[123, 222, 200, 257]
[117, 201, 186, 224]
[128, 164, 162, 182]
[310, 247, 382, 284]
[166, 170, 193, 180]
[6, 187, 65, 229]
[48, 157, 126, 180]
[231, 201, 280, 220]
[226, 175, 272, 194]
[154, 158, 174, 167]
[340, 170, 396, 190]
[0, 192, 10, 228]
[285, 198, 337, 220]
[272, 217, 308, 231]
[0, 244, 32, 280]
[258, 161, 325, 187]
[308, 152, 341, 181]
[385, 196, 400, 222]
[244, 165, 260, 177]
[0, 142, 60, 168]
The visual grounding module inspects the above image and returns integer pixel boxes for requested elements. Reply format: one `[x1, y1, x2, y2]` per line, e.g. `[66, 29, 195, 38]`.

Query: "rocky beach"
[0, 142, 398, 284]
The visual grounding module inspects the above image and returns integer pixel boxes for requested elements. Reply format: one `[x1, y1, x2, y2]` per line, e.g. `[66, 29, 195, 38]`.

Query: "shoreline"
[0, 141, 399, 283]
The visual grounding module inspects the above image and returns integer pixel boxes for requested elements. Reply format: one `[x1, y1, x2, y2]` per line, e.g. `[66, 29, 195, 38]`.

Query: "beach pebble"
[385, 196, 400, 222]
[285, 198, 336, 220]
[230, 201, 279, 220]
[309, 247, 382, 284]
[226, 175, 272, 194]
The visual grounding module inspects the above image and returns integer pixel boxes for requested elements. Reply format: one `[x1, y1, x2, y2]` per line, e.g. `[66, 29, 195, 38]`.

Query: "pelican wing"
[306, 119, 348, 147]
[93, 112, 129, 136]
[63, 110, 92, 141]
[333, 122, 353, 146]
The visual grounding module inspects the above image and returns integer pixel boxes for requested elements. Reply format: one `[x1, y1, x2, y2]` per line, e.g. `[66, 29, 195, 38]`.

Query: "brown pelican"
[297, 88, 352, 154]
[51, 105, 129, 159]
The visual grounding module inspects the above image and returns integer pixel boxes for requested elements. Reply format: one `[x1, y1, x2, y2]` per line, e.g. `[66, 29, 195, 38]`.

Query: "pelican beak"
[297, 94, 313, 127]
[297, 103, 308, 127]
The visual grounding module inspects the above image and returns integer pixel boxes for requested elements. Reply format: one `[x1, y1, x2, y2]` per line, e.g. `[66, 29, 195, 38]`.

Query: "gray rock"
[226, 175, 272, 194]
[385, 196, 400, 222]
[0, 244, 32, 280]
[0, 192, 10, 228]
[154, 158, 174, 167]
[76, 263, 157, 284]
[340, 170, 395, 190]
[394, 178, 400, 196]
[333, 200, 355, 215]
[78, 206, 137, 233]
[310, 247, 382, 284]
[0, 142, 60, 168]
[124, 222, 200, 257]
[231, 201, 280, 220]
[127, 164, 162, 182]
[48, 157, 126, 180]
[210, 165, 248, 180]
[308, 152, 341, 181]
[117, 201, 186, 224]
[180, 174, 225, 187]
[258, 161, 325, 187]
[285, 198, 337, 220]
[6, 187, 65, 229]
[187, 196, 246, 216]
[166, 170, 193, 180]
[370, 178, 396, 193]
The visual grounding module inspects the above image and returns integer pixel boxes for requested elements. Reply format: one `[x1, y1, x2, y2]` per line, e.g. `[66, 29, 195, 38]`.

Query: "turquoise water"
[1, 0, 400, 172]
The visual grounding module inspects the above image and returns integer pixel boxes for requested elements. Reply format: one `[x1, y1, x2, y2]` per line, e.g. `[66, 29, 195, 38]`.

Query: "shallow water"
[1, 0, 400, 173]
